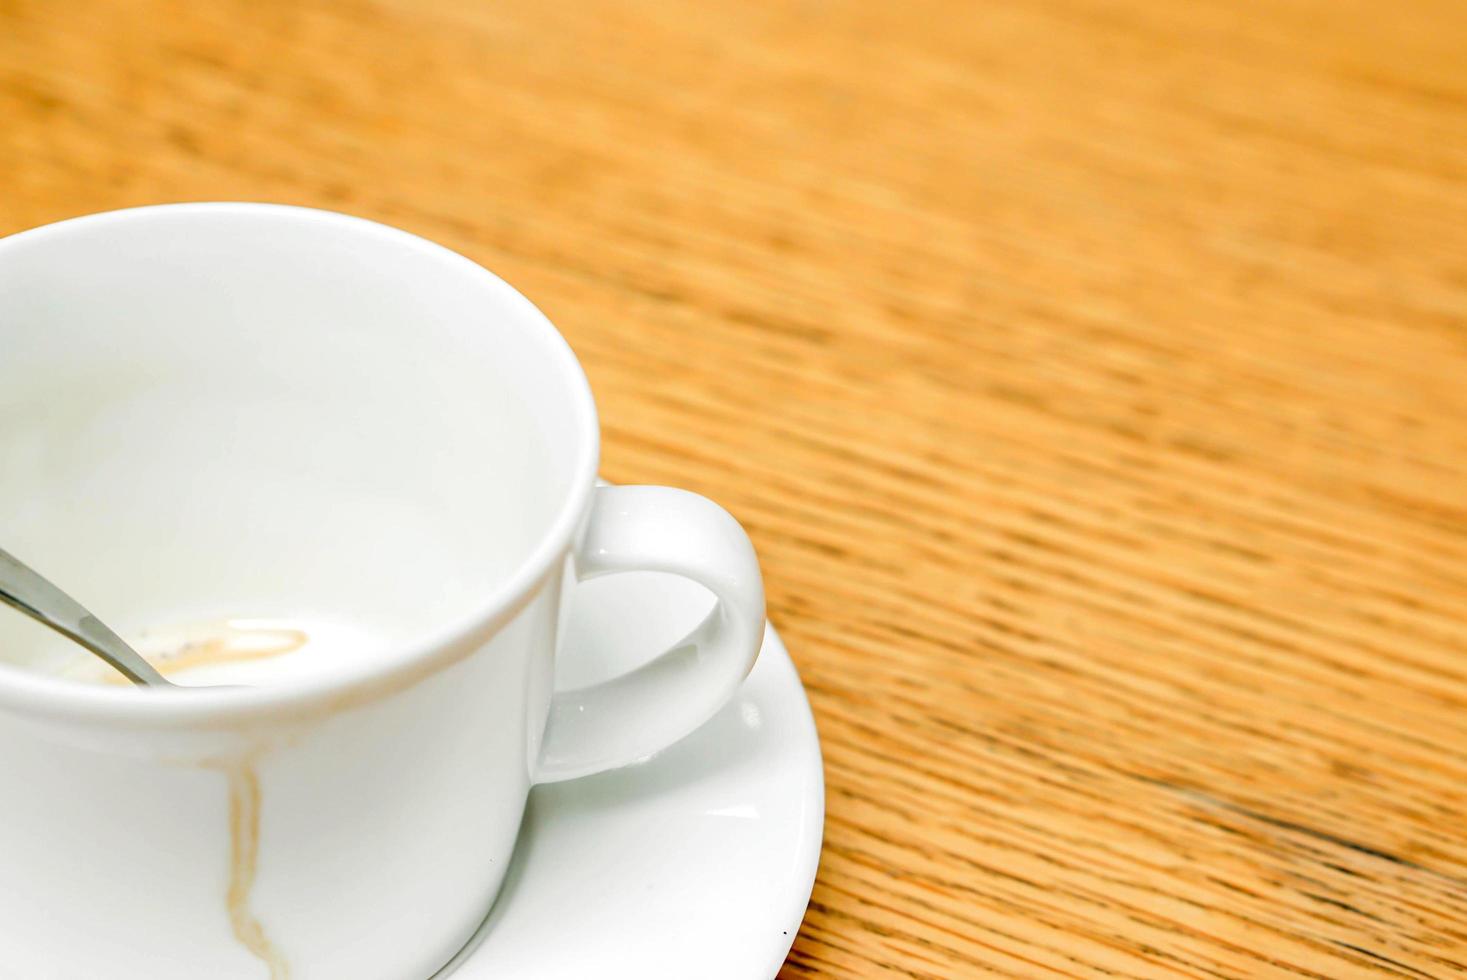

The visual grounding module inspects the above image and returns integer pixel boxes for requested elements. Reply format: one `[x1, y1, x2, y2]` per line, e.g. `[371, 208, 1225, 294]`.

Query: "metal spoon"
[0, 546, 172, 687]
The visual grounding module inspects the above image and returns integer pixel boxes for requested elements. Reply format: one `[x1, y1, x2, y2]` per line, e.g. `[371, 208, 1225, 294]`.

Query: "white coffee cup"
[0, 204, 765, 978]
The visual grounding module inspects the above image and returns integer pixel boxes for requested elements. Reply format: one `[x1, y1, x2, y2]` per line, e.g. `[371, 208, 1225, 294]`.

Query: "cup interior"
[0, 204, 595, 686]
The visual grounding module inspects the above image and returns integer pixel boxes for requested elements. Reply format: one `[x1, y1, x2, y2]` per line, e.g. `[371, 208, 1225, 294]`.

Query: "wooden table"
[4, 1, 1466, 976]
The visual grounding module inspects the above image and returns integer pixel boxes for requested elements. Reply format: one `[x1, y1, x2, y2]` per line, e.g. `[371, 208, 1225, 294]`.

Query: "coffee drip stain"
[224, 760, 290, 980]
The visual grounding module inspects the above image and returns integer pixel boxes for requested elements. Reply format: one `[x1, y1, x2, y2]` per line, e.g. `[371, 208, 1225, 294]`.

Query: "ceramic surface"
[439, 570, 823, 980]
[0, 204, 766, 979]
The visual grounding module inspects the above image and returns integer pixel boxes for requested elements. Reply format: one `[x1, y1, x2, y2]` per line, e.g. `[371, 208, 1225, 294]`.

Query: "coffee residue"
[94, 622, 308, 685]
[224, 761, 289, 980]
[161, 626, 308, 676]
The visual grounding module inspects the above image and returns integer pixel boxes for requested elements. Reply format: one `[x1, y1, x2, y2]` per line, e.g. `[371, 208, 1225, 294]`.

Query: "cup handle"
[534, 485, 766, 783]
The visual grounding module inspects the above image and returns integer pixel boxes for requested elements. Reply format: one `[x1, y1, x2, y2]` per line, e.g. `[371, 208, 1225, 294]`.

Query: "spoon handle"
[0, 547, 171, 687]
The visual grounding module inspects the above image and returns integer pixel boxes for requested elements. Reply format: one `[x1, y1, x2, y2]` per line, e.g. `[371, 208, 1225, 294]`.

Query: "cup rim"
[0, 202, 600, 728]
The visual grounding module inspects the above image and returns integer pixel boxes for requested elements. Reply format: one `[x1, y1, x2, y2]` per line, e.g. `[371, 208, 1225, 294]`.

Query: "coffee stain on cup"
[160, 624, 308, 677]
[83, 621, 309, 685]
[223, 759, 290, 980]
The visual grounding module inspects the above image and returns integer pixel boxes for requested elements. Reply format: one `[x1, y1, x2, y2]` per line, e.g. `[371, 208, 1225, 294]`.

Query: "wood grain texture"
[3, 0, 1467, 976]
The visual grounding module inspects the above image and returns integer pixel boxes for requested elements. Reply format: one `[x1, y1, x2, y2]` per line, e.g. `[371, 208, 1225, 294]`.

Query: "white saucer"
[434, 569, 824, 979]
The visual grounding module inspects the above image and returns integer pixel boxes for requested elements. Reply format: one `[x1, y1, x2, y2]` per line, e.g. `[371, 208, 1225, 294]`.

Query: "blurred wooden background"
[4, 0, 1467, 976]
